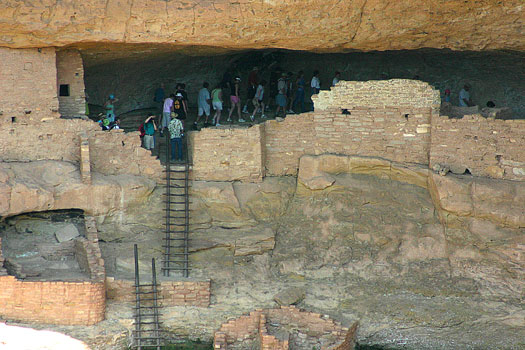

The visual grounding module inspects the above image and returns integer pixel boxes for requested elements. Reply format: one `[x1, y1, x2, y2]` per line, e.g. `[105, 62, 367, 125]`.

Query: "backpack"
[138, 123, 145, 137]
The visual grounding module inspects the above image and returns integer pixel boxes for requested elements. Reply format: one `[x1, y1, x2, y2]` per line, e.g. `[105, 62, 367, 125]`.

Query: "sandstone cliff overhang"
[0, 0, 523, 51]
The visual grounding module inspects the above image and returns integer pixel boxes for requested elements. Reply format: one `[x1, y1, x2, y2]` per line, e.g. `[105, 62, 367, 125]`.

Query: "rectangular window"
[59, 84, 70, 97]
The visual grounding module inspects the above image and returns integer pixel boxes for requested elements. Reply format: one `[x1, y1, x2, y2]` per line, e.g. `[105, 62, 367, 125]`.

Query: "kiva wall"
[0, 217, 106, 326]
[0, 47, 59, 124]
[56, 49, 86, 117]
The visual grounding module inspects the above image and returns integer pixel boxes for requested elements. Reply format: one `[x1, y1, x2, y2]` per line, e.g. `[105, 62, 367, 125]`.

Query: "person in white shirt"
[195, 82, 211, 126]
[250, 80, 267, 121]
[459, 84, 473, 107]
[332, 71, 341, 87]
[311, 70, 321, 94]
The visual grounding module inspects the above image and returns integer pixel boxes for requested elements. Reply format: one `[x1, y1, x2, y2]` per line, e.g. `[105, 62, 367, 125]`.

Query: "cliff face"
[0, 0, 523, 51]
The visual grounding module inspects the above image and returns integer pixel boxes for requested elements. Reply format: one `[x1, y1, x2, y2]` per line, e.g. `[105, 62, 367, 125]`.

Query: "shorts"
[143, 135, 155, 150]
[276, 94, 287, 107]
[198, 104, 210, 116]
[213, 101, 223, 111]
[247, 86, 256, 99]
[162, 112, 171, 128]
[231, 95, 240, 104]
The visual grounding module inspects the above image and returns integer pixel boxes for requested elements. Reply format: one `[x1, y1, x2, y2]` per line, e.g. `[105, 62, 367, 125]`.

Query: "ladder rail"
[162, 130, 191, 277]
[133, 245, 163, 349]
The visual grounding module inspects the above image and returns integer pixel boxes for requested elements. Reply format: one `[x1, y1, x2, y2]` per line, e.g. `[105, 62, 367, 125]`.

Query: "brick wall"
[430, 114, 525, 180]
[189, 125, 265, 182]
[0, 276, 105, 325]
[0, 47, 59, 124]
[57, 49, 86, 117]
[105, 277, 211, 307]
[0, 217, 105, 325]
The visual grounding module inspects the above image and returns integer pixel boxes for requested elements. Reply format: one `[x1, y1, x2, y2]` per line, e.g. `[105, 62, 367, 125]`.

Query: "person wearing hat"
[104, 94, 118, 123]
[173, 92, 187, 122]
[168, 112, 184, 161]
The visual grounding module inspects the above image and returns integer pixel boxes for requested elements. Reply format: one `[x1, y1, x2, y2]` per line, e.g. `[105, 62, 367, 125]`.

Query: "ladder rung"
[134, 291, 158, 295]
[134, 283, 160, 288]
[133, 306, 163, 309]
[134, 313, 163, 317]
[134, 298, 162, 302]
[162, 201, 192, 204]
[161, 267, 191, 270]
[163, 232, 189, 235]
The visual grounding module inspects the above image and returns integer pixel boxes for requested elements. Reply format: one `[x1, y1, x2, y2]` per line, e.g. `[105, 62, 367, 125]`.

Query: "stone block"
[55, 224, 80, 243]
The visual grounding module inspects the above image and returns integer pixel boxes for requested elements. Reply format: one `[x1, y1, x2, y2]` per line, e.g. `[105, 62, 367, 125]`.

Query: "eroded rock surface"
[20, 157, 524, 350]
[0, 160, 155, 218]
[0, 1, 523, 52]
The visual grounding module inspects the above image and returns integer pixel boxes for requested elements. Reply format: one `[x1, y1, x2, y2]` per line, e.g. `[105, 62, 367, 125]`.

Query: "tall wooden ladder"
[132, 244, 164, 349]
[162, 133, 191, 277]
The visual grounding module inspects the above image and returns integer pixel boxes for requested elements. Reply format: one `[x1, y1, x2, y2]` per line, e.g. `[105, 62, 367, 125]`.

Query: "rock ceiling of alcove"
[0, 0, 523, 52]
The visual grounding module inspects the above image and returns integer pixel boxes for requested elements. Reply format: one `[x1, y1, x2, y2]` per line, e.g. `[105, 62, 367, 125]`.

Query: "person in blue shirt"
[143, 114, 157, 152]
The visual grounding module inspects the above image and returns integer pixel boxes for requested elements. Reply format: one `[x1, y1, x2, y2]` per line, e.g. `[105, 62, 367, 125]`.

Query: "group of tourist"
[185, 68, 343, 127]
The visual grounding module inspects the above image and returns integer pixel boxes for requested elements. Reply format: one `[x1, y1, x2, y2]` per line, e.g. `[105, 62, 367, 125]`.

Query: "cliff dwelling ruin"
[0, 1, 524, 350]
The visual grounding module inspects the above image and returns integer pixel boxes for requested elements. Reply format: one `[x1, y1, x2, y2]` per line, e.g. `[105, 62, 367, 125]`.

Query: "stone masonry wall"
[0, 118, 163, 182]
[105, 277, 211, 307]
[0, 47, 59, 125]
[430, 114, 525, 180]
[56, 49, 86, 117]
[313, 80, 441, 112]
[265, 114, 315, 176]
[192, 80, 523, 181]
[0, 217, 106, 326]
[189, 124, 265, 182]
[214, 307, 355, 350]
[0, 275, 105, 325]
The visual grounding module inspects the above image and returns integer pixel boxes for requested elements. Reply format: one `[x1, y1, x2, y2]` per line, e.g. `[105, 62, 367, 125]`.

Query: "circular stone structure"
[213, 306, 358, 350]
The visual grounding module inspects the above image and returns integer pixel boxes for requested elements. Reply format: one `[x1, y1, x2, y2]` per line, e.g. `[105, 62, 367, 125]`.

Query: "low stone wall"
[89, 129, 163, 182]
[105, 277, 211, 307]
[0, 276, 105, 325]
[0, 216, 105, 326]
[0, 118, 163, 182]
[430, 114, 525, 180]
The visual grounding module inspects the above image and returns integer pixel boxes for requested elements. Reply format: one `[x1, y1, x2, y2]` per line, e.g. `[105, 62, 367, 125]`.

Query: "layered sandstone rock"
[0, 160, 155, 218]
[0, 0, 523, 51]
